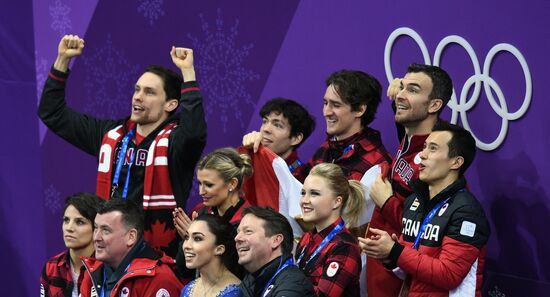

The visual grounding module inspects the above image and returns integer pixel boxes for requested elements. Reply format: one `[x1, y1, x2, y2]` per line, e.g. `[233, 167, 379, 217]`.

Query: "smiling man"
[236, 206, 315, 297]
[366, 64, 453, 297]
[80, 199, 182, 297]
[362, 122, 490, 297]
[296, 70, 391, 182]
[38, 35, 207, 258]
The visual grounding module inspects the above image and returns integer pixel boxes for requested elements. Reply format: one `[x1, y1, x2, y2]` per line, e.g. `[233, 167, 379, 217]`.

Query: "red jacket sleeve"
[380, 194, 405, 234]
[396, 236, 481, 290]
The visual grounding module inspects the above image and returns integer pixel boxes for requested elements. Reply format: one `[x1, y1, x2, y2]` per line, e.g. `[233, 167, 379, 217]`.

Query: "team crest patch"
[438, 203, 449, 216]
[121, 287, 130, 297]
[410, 198, 420, 211]
[263, 285, 274, 297]
[326, 262, 339, 277]
[414, 152, 422, 165]
[156, 288, 170, 297]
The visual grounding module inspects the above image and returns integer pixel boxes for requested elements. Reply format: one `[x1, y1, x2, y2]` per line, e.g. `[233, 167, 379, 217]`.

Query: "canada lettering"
[402, 218, 440, 242]
[113, 147, 148, 166]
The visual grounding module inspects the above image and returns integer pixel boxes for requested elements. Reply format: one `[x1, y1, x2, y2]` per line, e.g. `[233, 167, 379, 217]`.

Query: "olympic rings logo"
[384, 27, 532, 151]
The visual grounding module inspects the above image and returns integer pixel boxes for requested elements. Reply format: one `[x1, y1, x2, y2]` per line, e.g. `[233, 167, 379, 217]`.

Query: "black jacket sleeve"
[168, 81, 207, 163]
[37, 67, 119, 157]
[166, 81, 207, 207]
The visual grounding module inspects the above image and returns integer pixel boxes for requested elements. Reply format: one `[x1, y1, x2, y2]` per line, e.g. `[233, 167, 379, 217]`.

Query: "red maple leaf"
[143, 220, 177, 250]
[330, 263, 338, 269]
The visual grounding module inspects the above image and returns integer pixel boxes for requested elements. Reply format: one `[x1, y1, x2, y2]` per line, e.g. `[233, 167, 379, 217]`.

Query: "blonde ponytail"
[343, 180, 365, 228]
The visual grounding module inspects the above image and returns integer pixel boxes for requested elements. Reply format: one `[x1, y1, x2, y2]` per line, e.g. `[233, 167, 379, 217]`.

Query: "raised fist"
[170, 47, 194, 70]
[58, 35, 85, 59]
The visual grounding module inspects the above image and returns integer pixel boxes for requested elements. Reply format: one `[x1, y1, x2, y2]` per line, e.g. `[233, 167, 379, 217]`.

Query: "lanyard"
[99, 268, 108, 297]
[287, 159, 303, 173]
[99, 264, 130, 297]
[330, 143, 354, 163]
[111, 129, 136, 199]
[261, 257, 293, 297]
[296, 220, 345, 267]
[413, 194, 455, 249]
[342, 144, 354, 156]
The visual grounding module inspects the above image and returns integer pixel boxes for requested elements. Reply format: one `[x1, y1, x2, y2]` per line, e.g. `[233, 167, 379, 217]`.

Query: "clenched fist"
[170, 47, 195, 81]
[58, 35, 85, 58]
[54, 35, 85, 72]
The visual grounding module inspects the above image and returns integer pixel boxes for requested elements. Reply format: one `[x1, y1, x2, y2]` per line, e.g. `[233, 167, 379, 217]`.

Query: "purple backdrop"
[3, 0, 548, 295]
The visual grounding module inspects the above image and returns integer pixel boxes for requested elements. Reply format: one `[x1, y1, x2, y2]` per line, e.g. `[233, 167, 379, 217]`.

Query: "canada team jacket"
[80, 246, 182, 297]
[388, 177, 490, 296]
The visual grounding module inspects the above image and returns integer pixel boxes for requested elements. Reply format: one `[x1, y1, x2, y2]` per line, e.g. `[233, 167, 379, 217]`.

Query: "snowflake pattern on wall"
[83, 35, 140, 119]
[44, 184, 63, 214]
[35, 52, 50, 104]
[188, 8, 259, 132]
[49, 0, 72, 36]
[35, 51, 51, 145]
[137, 0, 165, 26]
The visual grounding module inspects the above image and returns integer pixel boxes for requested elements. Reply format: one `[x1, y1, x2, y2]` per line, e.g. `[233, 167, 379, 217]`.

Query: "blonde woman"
[295, 163, 363, 297]
[174, 147, 252, 279]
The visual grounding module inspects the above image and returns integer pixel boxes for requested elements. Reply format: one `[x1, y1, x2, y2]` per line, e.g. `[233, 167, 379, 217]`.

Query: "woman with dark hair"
[296, 163, 363, 297]
[40, 192, 103, 297]
[180, 214, 242, 297]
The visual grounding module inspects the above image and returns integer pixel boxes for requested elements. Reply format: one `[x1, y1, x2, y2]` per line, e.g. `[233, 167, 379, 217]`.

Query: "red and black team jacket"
[295, 127, 392, 182]
[40, 250, 88, 297]
[193, 197, 250, 228]
[295, 217, 362, 297]
[80, 242, 182, 297]
[38, 67, 207, 258]
[387, 177, 490, 297]
[367, 133, 428, 297]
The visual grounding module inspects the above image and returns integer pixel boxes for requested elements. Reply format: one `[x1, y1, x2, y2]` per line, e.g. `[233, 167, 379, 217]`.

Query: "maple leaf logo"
[143, 220, 177, 250]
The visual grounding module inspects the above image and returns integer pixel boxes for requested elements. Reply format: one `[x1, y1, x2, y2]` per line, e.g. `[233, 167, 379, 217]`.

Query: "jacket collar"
[411, 176, 467, 206]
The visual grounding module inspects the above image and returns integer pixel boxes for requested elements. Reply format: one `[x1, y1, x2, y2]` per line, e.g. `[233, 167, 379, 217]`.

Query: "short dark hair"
[241, 206, 293, 255]
[144, 65, 183, 114]
[64, 192, 104, 225]
[407, 64, 453, 113]
[259, 98, 316, 148]
[432, 122, 476, 175]
[97, 198, 144, 237]
[325, 70, 382, 127]
[193, 214, 241, 277]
